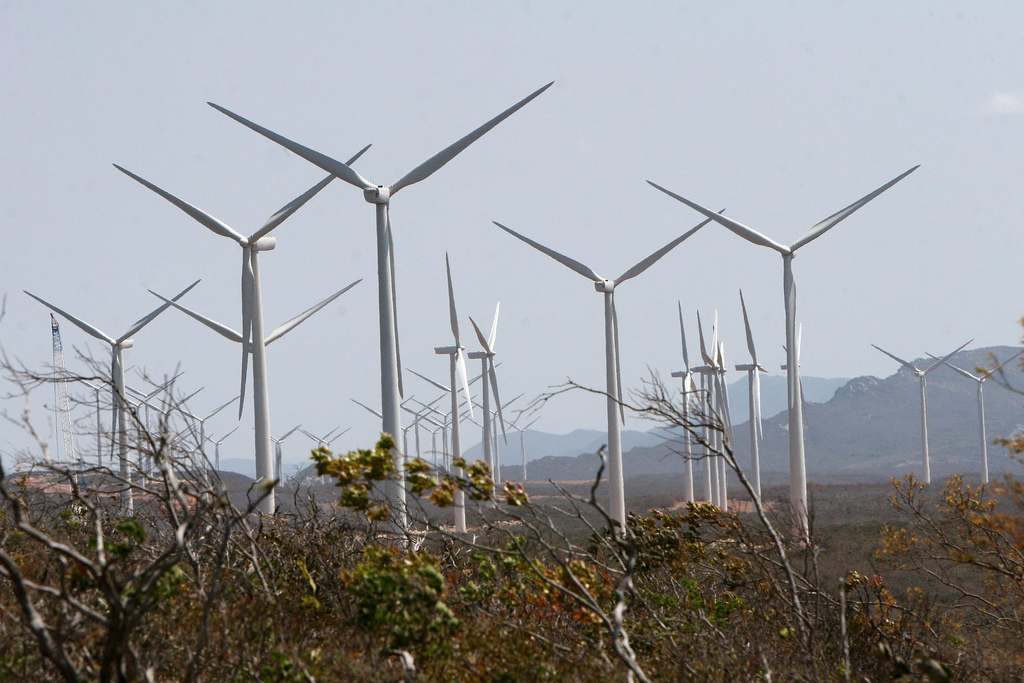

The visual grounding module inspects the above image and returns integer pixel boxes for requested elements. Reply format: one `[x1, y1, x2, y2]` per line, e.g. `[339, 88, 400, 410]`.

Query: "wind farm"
[3, 6, 1024, 678]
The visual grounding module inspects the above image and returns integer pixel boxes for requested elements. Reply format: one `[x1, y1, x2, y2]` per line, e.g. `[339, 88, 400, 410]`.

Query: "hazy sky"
[2, 3, 1022, 468]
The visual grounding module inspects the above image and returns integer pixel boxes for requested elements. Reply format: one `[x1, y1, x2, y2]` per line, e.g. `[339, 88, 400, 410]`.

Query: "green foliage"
[341, 545, 460, 653]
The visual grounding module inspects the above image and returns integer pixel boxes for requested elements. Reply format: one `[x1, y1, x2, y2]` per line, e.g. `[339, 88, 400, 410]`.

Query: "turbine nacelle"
[467, 351, 489, 360]
[594, 280, 615, 293]
[253, 236, 277, 251]
[117, 339, 135, 350]
[364, 186, 390, 204]
[434, 345, 460, 355]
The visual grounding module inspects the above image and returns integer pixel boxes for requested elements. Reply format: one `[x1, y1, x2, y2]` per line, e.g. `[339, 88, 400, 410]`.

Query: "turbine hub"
[594, 280, 615, 293]
[364, 186, 390, 204]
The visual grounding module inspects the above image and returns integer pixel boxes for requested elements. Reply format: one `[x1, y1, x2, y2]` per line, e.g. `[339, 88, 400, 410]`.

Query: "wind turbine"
[434, 255, 475, 534]
[492, 215, 713, 527]
[693, 310, 720, 506]
[873, 340, 972, 484]
[932, 351, 1023, 484]
[468, 304, 505, 486]
[150, 279, 361, 512]
[25, 280, 200, 510]
[272, 424, 303, 483]
[208, 82, 553, 524]
[649, 166, 919, 537]
[115, 144, 367, 515]
[714, 339, 735, 511]
[669, 302, 696, 504]
[510, 417, 541, 481]
[206, 427, 238, 471]
[735, 291, 767, 499]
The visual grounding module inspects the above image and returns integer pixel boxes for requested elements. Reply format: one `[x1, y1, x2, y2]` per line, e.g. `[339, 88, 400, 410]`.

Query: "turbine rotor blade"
[408, 368, 450, 393]
[615, 215, 714, 284]
[493, 221, 601, 282]
[739, 290, 757, 365]
[456, 350, 474, 419]
[239, 247, 255, 417]
[265, 279, 361, 345]
[280, 423, 303, 441]
[387, 208, 404, 398]
[487, 302, 500, 352]
[445, 253, 461, 346]
[871, 344, 917, 372]
[696, 310, 713, 366]
[647, 181, 790, 254]
[389, 81, 553, 195]
[677, 301, 690, 371]
[113, 165, 248, 243]
[147, 291, 243, 343]
[252, 174, 335, 243]
[933, 357, 978, 382]
[207, 103, 374, 190]
[24, 292, 115, 345]
[120, 279, 201, 342]
[468, 316, 491, 354]
[205, 395, 240, 421]
[923, 339, 973, 376]
[488, 358, 506, 441]
[350, 398, 384, 419]
[790, 166, 920, 252]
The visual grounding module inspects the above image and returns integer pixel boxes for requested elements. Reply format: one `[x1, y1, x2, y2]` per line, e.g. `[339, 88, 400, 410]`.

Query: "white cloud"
[981, 91, 1024, 115]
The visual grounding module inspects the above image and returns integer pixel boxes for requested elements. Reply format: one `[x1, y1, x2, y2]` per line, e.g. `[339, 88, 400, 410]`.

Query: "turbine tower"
[151, 279, 361, 512]
[694, 310, 720, 506]
[208, 82, 552, 525]
[935, 351, 1023, 484]
[669, 303, 696, 503]
[735, 291, 767, 499]
[873, 340, 972, 484]
[511, 417, 541, 481]
[492, 216, 713, 526]
[649, 166, 918, 537]
[468, 304, 505, 484]
[25, 280, 199, 510]
[434, 255, 475, 533]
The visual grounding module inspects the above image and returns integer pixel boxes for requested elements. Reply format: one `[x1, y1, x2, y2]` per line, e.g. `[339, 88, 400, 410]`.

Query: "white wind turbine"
[272, 424, 303, 483]
[510, 416, 541, 482]
[150, 278, 361, 512]
[873, 340, 972, 484]
[669, 302, 697, 504]
[434, 255, 475, 534]
[693, 311, 720, 506]
[492, 216, 713, 527]
[714, 340, 736, 511]
[933, 351, 1024, 484]
[25, 280, 200, 510]
[470, 393, 522, 487]
[649, 166, 919, 537]
[206, 427, 238, 471]
[468, 304, 506, 483]
[735, 291, 767, 499]
[115, 146, 367, 515]
[208, 82, 552, 524]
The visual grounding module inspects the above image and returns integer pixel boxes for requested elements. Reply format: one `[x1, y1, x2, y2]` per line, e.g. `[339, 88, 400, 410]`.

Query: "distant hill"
[737, 345, 1024, 481]
[514, 346, 1024, 485]
[462, 428, 663, 464]
[727, 375, 850, 423]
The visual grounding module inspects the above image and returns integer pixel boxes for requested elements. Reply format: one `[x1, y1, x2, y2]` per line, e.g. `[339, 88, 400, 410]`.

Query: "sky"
[1, 3, 1022, 470]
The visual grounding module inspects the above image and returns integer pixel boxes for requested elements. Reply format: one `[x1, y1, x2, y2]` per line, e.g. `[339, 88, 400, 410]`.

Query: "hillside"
[518, 346, 1024, 484]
